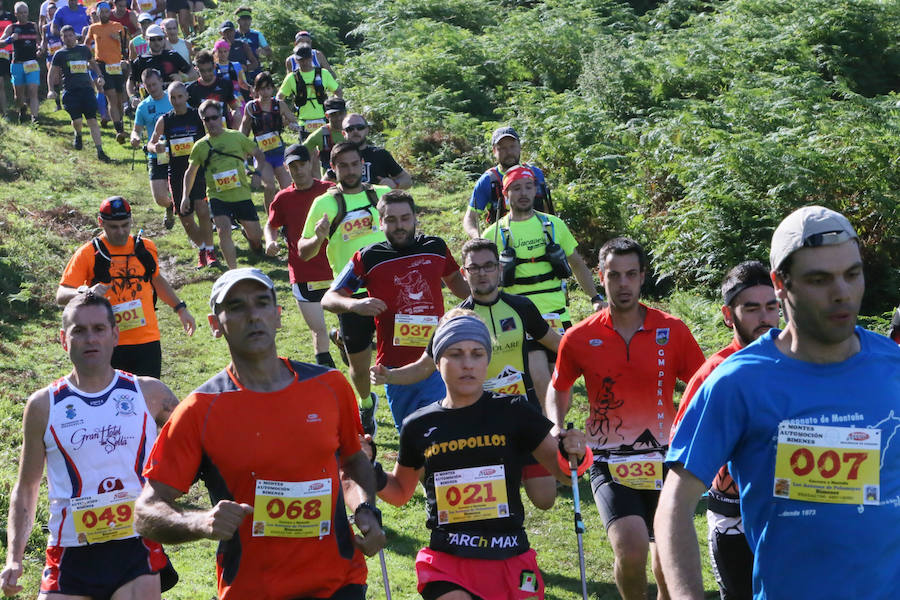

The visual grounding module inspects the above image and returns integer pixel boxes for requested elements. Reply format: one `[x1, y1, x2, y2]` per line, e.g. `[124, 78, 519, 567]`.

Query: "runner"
[85, 1, 128, 143]
[51, 0, 89, 39]
[373, 309, 592, 600]
[134, 0, 164, 25]
[0, 2, 41, 124]
[182, 98, 273, 269]
[127, 23, 193, 103]
[340, 113, 411, 189]
[134, 268, 386, 600]
[286, 30, 336, 82]
[656, 206, 900, 599]
[149, 81, 218, 268]
[163, 0, 191, 38]
[276, 44, 338, 138]
[0, 7, 11, 118]
[39, 3, 62, 111]
[303, 96, 345, 177]
[371, 237, 564, 509]
[48, 25, 110, 161]
[482, 165, 603, 407]
[128, 12, 152, 60]
[109, 0, 140, 38]
[0, 292, 179, 599]
[298, 141, 390, 435]
[218, 19, 256, 95]
[212, 39, 249, 110]
[240, 71, 303, 210]
[546, 236, 704, 600]
[56, 196, 196, 378]
[669, 260, 779, 600]
[463, 126, 552, 239]
[161, 17, 191, 63]
[130, 67, 174, 224]
[185, 49, 238, 125]
[233, 6, 268, 82]
[323, 190, 469, 433]
[264, 144, 336, 367]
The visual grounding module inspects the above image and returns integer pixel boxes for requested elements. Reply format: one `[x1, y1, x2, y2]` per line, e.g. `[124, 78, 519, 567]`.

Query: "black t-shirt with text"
[161, 107, 205, 173]
[129, 49, 190, 82]
[359, 145, 403, 184]
[398, 392, 551, 559]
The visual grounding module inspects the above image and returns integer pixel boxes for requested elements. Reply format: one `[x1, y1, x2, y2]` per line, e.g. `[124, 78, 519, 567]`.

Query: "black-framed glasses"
[464, 262, 498, 274]
[344, 124, 367, 132]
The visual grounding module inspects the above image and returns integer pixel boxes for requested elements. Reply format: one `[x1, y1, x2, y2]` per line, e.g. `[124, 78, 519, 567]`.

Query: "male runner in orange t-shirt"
[84, 2, 127, 141]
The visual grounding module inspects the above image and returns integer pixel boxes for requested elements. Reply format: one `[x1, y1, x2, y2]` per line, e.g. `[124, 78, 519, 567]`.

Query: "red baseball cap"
[99, 196, 131, 220]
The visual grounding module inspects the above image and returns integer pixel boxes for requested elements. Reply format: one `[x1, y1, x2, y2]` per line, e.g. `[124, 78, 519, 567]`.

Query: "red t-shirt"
[551, 305, 705, 451]
[267, 180, 334, 285]
[333, 235, 460, 367]
[143, 359, 367, 599]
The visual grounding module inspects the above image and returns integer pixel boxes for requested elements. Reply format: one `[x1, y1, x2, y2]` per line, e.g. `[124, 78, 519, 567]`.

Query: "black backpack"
[327, 184, 380, 239]
[292, 67, 327, 112]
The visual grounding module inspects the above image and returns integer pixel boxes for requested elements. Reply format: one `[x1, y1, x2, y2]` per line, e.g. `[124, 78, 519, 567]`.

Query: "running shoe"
[97, 149, 111, 162]
[18, 106, 27, 123]
[197, 248, 208, 268]
[115, 131, 128, 145]
[329, 327, 349, 366]
[205, 248, 221, 267]
[73, 133, 83, 150]
[164, 205, 175, 229]
[360, 393, 378, 437]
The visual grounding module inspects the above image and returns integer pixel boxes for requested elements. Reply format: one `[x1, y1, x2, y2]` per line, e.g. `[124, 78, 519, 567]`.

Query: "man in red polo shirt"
[546, 236, 704, 600]
[265, 143, 337, 368]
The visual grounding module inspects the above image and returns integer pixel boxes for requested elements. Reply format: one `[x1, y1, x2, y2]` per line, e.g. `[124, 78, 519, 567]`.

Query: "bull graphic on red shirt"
[394, 271, 433, 314]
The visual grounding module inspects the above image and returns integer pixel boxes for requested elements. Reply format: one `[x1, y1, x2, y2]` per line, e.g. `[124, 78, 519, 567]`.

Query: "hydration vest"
[245, 98, 283, 135]
[90, 233, 156, 285]
[327, 184, 380, 239]
[292, 67, 326, 112]
[485, 164, 553, 224]
[497, 212, 572, 290]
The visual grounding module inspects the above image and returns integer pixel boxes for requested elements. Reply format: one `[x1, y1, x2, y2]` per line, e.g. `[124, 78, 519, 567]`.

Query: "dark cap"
[284, 144, 311, 165]
[99, 196, 131, 220]
[324, 97, 346, 114]
[219, 20, 235, 32]
[491, 126, 519, 146]
[293, 45, 312, 59]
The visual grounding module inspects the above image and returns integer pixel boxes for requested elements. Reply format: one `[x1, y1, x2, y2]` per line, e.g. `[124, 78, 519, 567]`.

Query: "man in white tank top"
[161, 17, 190, 63]
[0, 292, 180, 599]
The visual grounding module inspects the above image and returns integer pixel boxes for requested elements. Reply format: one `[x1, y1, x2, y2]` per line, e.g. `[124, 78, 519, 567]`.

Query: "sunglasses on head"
[344, 124, 367, 132]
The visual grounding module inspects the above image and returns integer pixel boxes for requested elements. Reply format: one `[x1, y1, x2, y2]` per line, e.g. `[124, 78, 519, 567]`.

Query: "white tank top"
[43, 371, 157, 547]
[168, 37, 189, 63]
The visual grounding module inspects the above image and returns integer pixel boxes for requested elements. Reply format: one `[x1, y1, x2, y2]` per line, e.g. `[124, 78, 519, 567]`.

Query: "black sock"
[315, 352, 336, 368]
[114, 121, 124, 133]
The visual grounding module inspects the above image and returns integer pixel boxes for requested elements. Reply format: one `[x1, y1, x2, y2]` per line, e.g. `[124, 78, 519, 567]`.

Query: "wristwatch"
[354, 501, 382, 527]
[172, 301, 187, 313]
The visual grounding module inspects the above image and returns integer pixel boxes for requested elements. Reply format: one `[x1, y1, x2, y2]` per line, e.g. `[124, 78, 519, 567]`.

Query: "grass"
[0, 101, 736, 600]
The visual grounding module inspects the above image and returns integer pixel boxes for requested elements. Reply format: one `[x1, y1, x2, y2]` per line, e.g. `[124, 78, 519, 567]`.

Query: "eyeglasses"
[148, 36, 165, 41]
[202, 114, 221, 122]
[464, 262, 498, 274]
[343, 124, 367, 132]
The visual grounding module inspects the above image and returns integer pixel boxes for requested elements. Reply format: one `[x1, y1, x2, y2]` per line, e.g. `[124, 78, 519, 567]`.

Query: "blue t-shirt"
[235, 29, 267, 52]
[135, 94, 173, 159]
[468, 164, 546, 212]
[668, 328, 900, 599]
[52, 5, 91, 36]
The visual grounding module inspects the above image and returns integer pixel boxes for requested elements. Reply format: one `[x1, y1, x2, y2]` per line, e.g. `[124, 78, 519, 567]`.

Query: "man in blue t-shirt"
[656, 206, 900, 599]
[462, 126, 550, 239]
[130, 68, 175, 229]
[51, 0, 89, 37]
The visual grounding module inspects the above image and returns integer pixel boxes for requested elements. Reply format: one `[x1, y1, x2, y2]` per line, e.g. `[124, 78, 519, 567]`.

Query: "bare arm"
[378, 463, 422, 506]
[321, 288, 387, 317]
[654, 465, 708, 599]
[442, 270, 470, 300]
[264, 221, 280, 256]
[47, 64, 62, 89]
[339, 450, 386, 556]
[1, 391, 49, 597]
[298, 213, 329, 261]
[142, 115, 165, 151]
[56, 282, 110, 305]
[151, 273, 195, 336]
[180, 162, 200, 214]
[137, 377, 179, 428]
[531, 429, 588, 485]
[279, 99, 301, 132]
[544, 384, 572, 436]
[537, 328, 562, 353]
[463, 206, 482, 239]
[135, 479, 252, 544]
[371, 352, 436, 386]
[238, 106, 251, 137]
[567, 250, 602, 310]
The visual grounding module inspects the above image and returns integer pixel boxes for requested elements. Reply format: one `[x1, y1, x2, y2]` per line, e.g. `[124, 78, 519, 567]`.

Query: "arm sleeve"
[142, 394, 206, 492]
[323, 69, 337, 93]
[519, 297, 551, 340]
[175, 52, 190, 73]
[188, 138, 208, 166]
[51, 48, 64, 68]
[239, 131, 256, 155]
[257, 32, 268, 47]
[550, 329, 582, 391]
[382, 150, 402, 178]
[329, 254, 365, 295]
[397, 418, 424, 469]
[555, 218, 578, 255]
[267, 195, 284, 228]
[278, 73, 294, 97]
[511, 396, 553, 453]
[301, 194, 330, 238]
[145, 240, 161, 277]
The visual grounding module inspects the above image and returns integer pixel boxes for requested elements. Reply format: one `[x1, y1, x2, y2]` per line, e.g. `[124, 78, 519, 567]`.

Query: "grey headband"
[432, 315, 492, 363]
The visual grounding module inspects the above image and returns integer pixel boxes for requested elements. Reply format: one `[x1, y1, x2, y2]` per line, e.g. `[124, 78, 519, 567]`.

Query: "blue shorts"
[62, 86, 98, 121]
[10, 60, 40, 86]
[260, 145, 286, 169]
[385, 369, 445, 430]
[41, 537, 168, 598]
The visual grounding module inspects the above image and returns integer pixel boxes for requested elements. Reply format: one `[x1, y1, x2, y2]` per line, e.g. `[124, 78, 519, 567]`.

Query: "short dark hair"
[377, 190, 415, 217]
[141, 67, 162, 81]
[461, 238, 499, 262]
[598, 237, 647, 273]
[194, 49, 215, 67]
[62, 292, 115, 329]
[60, 24, 74, 34]
[329, 141, 360, 165]
[721, 260, 772, 307]
[253, 71, 274, 91]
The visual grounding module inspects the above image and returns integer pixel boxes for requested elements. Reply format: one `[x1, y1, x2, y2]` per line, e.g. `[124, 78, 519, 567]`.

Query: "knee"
[615, 545, 648, 576]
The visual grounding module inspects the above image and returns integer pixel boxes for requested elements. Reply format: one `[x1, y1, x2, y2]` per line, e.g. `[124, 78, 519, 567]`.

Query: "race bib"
[68, 60, 88, 74]
[170, 136, 194, 157]
[337, 210, 376, 242]
[112, 300, 147, 332]
[138, 0, 154, 10]
[155, 147, 169, 165]
[71, 491, 137, 544]
[307, 280, 332, 291]
[484, 367, 526, 396]
[213, 169, 241, 192]
[773, 422, 880, 505]
[435, 465, 509, 525]
[252, 478, 332, 538]
[607, 453, 664, 490]
[0, 49, 9, 61]
[23, 59, 39, 73]
[48, 42, 62, 54]
[105, 62, 122, 75]
[255, 131, 282, 152]
[542, 313, 565, 335]
[392, 314, 438, 348]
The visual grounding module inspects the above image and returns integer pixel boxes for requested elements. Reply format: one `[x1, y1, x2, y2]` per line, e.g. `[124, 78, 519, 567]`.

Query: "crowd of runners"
[2, 4, 900, 600]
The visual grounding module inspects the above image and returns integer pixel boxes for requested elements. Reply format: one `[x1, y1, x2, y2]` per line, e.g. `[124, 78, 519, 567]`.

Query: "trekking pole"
[131, 145, 136, 171]
[567, 422, 589, 600]
[379, 548, 392, 600]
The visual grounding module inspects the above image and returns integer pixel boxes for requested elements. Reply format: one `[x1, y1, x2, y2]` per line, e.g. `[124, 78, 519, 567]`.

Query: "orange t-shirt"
[551, 305, 705, 451]
[85, 21, 125, 65]
[144, 360, 367, 599]
[59, 235, 161, 346]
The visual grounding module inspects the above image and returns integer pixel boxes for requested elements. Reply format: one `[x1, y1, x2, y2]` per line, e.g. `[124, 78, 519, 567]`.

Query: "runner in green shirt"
[182, 98, 274, 269]
[276, 44, 338, 136]
[302, 96, 346, 177]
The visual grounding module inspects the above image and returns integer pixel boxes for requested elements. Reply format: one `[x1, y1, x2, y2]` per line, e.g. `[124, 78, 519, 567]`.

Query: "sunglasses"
[343, 124, 367, 132]
[202, 114, 221, 122]
[148, 37, 165, 41]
